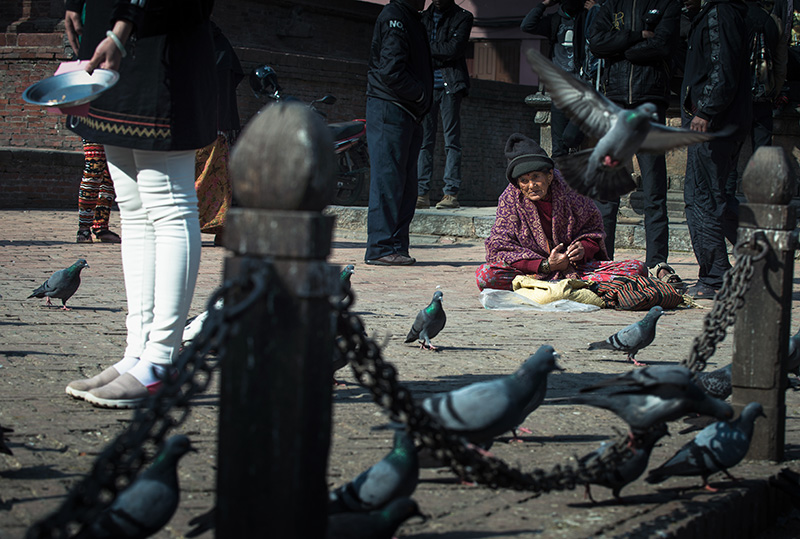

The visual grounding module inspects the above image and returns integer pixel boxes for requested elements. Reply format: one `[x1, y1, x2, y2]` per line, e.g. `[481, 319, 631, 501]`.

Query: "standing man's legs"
[366, 97, 419, 263]
[417, 89, 442, 205]
[437, 90, 463, 207]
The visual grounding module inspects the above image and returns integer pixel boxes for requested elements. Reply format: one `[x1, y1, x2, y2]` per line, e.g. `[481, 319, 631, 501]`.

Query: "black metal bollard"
[733, 146, 796, 461]
[216, 102, 337, 536]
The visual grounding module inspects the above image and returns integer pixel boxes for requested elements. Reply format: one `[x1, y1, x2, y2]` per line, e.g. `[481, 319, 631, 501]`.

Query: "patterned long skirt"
[195, 134, 233, 235]
[78, 141, 115, 231]
[475, 259, 649, 291]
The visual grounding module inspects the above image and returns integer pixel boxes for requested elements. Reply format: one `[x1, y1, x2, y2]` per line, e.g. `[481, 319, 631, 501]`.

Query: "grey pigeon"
[420, 345, 562, 445]
[695, 363, 732, 400]
[579, 423, 669, 502]
[525, 47, 725, 201]
[340, 264, 355, 296]
[646, 402, 765, 491]
[588, 306, 664, 366]
[786, 327, 800, 376]
[28, 258, 89, 310]
[0, 424, 13, 455]
[567, 365, 734, 436]
[182, 298, 224, 346]
[405, 290, 446, 350]
[76, 435, 194, 538]
[329, 430, 419, 514]
[326, 497, 423, 539]
[508, 366, 553, 442]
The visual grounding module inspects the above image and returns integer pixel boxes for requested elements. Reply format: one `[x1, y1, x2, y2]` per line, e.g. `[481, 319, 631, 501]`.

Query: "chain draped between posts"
[28, 234, 770, 536]
[682, 235, 769, 375]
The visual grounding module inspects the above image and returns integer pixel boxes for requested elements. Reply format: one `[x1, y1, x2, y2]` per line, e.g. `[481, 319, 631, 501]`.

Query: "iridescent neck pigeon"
[646, 402, 765, 491]
[588, 306, 664, 366]
[76, 435, 194, 538]
[525, 47, 727, 201]
[329, 430, 419, 514]
[405, 290, 446, 350]
[28, 258, 89, 310]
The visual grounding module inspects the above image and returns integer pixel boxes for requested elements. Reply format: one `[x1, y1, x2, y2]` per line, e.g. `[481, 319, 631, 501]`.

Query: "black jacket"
[421, 2, 473, 96]
[681, 0, 750, 124]
[588, 0, 681, 106]
[68, 0, 217, 151]
[521, 2, 588, 77]
[366, 0, 434, 122]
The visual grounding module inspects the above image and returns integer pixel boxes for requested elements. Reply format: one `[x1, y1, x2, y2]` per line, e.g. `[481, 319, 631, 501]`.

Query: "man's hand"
[584, 0, 596, 9]
[690, 116, 709, 133]
[65, 10, 82, 55]
[642, 30, 655, 39]
[542, 0, 560, 6]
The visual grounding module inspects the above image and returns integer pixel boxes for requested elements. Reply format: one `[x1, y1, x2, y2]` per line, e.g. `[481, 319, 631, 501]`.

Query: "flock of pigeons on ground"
[10, 245, 800, 538]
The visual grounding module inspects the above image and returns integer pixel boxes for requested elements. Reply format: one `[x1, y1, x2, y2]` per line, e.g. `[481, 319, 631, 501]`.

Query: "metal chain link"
[682, 235, 769, 374]
[335, 293, 635, 492]
[27, 258, 275, 539]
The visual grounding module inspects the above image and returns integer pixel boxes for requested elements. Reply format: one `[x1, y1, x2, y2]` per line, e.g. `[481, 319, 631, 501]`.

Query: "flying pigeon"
[694, 363, 732, 400]
[329, 430, 419, 514]
[525, 47, 726, 201]
[588, 306, 664, 366]
[28, 258, 89, 310]
[646, 402, 765, 491]
[580, 422, 669, 502]
[0, 424, 13, 456]
[326, 497, 423, 539]
[567, 365, 734, 437]
[75, 435, 195, 538]
[420, 345, 562, 445]
[405, 290, 446, 350]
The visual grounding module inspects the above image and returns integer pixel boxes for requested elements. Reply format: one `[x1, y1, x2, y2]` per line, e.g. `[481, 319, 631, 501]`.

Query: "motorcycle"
[249, 65, 369, 205]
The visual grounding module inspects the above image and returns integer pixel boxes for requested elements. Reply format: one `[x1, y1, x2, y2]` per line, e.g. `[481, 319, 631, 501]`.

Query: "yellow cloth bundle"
[511, 276, 605, 308]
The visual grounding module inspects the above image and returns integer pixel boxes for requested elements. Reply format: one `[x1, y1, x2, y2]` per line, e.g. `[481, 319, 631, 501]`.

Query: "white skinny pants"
[104, 146, 201, 367]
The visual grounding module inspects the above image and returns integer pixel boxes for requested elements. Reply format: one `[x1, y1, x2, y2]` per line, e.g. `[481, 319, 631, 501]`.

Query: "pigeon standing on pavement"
[579, 423, 669, 502]
[646, 402, 765, 491]
[340, 264, 355, 296]
[76, 435, 195, 538]
[405, 290, 446, 350]
[0, 424, 13, 455]
[420, 345, 562, 445]
[694, 363, 732, 400]
[28, 258, 89, 310]
[329, 430, 419, 514]
[524, 47, 726, 201]
[588, 306, 664, 366]
[785, 327, 800, 376]
[567, 365, 734, 437]
[326, 497, 423, 539]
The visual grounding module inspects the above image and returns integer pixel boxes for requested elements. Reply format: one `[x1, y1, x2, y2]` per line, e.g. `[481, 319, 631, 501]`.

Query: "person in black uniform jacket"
[681, 0, 751, 298]
[365, 0, 433, 266]
[588, 0, 682, 287]
[415, 0, 473, 210]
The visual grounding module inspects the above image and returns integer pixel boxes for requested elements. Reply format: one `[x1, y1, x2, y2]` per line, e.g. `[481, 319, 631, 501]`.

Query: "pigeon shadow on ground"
[568, 490, 677, 508]
[0, 350, 65, 358]
[412, 261, 484, 268]
[0, 465, 81, 481]
[0, 493, 67, 511]
[330, 240, 366, 250]
[496, 433, 609, 445]
[188, 394, 220, 407]
[403, 528, 543, 538]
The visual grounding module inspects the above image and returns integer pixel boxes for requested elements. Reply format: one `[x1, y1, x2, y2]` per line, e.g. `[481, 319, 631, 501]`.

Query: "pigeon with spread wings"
[525, 48, 726, 201]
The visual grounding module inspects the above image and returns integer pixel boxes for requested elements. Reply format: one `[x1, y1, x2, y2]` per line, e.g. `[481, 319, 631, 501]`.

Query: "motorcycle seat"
[328, 121, 365, 141]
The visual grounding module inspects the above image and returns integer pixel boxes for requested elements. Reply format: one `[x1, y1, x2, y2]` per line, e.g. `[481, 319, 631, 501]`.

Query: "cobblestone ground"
[1, 209, 800, 538]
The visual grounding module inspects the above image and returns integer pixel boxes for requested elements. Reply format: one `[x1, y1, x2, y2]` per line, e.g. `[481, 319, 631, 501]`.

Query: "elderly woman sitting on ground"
[476, 133, 648, 291]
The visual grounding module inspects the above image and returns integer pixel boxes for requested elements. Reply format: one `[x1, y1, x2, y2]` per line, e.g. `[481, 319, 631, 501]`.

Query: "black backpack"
[747, 2, 780, 101]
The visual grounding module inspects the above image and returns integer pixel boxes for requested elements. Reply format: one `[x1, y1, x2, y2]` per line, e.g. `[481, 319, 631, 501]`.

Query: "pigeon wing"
[405, 310, 427, 343]
[423, 380, 510, 433]
[638, 123, 718, 153]
[525, 48, 619, 140]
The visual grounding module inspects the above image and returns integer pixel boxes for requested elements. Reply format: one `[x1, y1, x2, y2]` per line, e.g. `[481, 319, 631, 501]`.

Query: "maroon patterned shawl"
[484, 171, 609, 277]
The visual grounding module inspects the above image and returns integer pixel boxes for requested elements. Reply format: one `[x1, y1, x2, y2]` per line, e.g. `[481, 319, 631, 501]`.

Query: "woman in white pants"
[63, 0, 217, 408]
